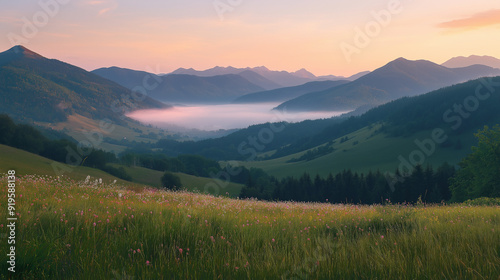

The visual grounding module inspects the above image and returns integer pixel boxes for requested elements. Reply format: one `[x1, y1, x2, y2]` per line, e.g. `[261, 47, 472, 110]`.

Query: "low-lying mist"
[127, 103, 349, 131]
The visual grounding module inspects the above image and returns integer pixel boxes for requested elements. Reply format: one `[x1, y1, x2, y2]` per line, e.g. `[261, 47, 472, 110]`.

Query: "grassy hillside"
[1, 175, 498, 279]
[0, 144, 131, 183]
[41, 114, 174, 154]
[114, 164, 244, 197]
[0, 144, 243, 197]
[240, 124, 477, 178]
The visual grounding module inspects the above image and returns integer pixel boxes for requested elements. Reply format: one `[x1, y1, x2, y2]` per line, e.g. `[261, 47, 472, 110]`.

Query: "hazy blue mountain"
[92, 66, 155, 89]
[169, 67, 281, 89]
[0, 46, 167, 123]
[236, 70, 282, 90]
[275, 58, 500, 112]
[442, 55, 500, 69]
[170, 66, 371, 88]
[293, 68, 316, 79]
[155, 74, 264, 103]
[246, 66, 316, 87]
[233, 80, 350, 104]
[170, 66, 241, 76]
[93, 67, 266, 103]
[317, 71, 370, 81]
[170, 66, 317, 87]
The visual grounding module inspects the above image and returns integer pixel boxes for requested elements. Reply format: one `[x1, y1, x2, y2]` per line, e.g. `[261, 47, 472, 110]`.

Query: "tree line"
[0, 114, 131, 180]
[240, 163, 455, 204]
[239, 125, 500, 204]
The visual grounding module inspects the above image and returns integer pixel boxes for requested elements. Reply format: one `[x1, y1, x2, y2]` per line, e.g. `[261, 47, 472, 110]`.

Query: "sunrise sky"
[1, 0, 500, 76]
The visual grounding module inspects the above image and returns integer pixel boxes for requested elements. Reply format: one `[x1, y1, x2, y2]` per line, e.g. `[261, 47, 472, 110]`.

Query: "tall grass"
[1, 175, 499, 279]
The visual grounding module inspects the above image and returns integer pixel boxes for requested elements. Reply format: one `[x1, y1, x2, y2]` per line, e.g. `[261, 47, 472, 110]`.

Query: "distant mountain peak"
[450, 54, 495, 60]
[251, 66, 270, 72]
[276, 56, 500, 112]
[7, 45, 44, 59]
[442, 55, 500, 69]
[391, 57, 411, 64]
[383, 57, 441, 71]
[381, 57, 413, 69]
[293, 68, 316, 79]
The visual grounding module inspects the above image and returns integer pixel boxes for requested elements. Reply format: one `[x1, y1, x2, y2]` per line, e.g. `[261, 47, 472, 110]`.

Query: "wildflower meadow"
[0, 175, 499, 279]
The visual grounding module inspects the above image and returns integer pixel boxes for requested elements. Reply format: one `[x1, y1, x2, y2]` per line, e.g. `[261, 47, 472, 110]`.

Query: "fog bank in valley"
[127, 103, 348, 131]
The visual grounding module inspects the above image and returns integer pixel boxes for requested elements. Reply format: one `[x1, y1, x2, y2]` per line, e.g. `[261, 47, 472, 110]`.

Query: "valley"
[0, 41, 499, 278]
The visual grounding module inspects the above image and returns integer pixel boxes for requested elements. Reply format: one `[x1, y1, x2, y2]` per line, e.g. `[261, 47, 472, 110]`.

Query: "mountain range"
[317, 71, 370, 82]
[93, 66, 371, 105]
[169, 66, 369, 88]
[275, 58, 500, 112]
[0, 46, 167, 123]
[93, 67, 266, 104]
[442, 55, 500, 69]
[2, 45, 499, 129]
[232, 80, 350, 104]
[95, 57, 500, 111]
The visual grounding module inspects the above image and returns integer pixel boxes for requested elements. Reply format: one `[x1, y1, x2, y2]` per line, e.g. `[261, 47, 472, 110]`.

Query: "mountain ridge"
[442, 55, 500, 69]
[170, 66, 315, 87]
[92, 67, 266, 104]
[233, 80, 350, 104]
[275, 57, 500, 112]
[0, 45, 168, 123]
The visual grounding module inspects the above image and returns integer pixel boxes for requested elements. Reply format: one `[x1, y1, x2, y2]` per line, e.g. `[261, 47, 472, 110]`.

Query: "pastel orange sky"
[1, 0, 500, 76]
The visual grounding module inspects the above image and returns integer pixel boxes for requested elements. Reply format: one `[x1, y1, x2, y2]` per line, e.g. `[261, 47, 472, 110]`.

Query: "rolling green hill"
[112, 164, 244, 197]
[238, 124, 477, 178]
[0, 144, 129, 182]
[0, 144, 243, 196]
[269, 77, 500, 160]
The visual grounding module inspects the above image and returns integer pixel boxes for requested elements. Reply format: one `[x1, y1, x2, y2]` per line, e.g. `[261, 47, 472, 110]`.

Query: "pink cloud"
[98, 7, 114, 15]
[85, 0, 118, 16]
[87, 0, 107, 5]
[438, 9, 500, 30]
